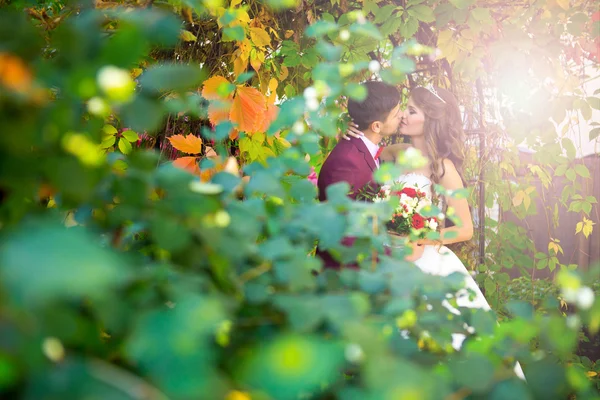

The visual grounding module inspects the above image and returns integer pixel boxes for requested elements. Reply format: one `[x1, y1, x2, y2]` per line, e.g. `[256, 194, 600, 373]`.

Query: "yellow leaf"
[268, 27, 280, 40]
[230, 0, 242, 7]
[180, 29, 197, 42]
[578, 217, 595, 238]
[233, 56, 247, 77]
[548, 241, 564, 255]
[278, 65, 289, 81]
[284, 30, 294, 39]
[268, 77, 278, 93]
[436, 30, 460, 64]
[586, 371, 597, 377]
[556, 0, 569, 10]
[232, 9, 250, 27]
[267, 77, 278, 104]
[250, 54, 262, 72]
[523, 194, 531, 211]
[239, 39, 252, 61]
[512, 191, 524, 207]
[225, 390, 251, 400]
[249, 27, 271, 47]
[130, 68, 143, 79]
[168, 134, 203, 154]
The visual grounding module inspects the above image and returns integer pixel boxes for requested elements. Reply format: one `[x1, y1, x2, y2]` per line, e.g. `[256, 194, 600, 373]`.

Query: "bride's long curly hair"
[410, 86, 466, 186]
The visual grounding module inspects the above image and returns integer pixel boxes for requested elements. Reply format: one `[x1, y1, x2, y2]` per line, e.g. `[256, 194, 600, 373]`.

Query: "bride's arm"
[419, 159, 473, 245]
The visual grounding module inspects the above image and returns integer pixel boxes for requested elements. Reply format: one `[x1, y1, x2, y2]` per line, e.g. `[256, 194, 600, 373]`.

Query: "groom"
[317, 81, 402, 269]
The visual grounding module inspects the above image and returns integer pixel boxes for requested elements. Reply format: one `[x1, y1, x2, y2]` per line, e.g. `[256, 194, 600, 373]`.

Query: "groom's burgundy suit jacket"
[317, 136, 379, 269]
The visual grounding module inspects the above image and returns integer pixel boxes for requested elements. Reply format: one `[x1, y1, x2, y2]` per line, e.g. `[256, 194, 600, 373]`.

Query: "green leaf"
[435, 3, 455, 27]
[122, 130, 139, 142]
[240, 335, 344, 400]
[374, 5, 397, 24]
[399, 17, 419, 38]
[451, 355, 495, 393]
[102, 124, 118, 136]
[150, 215, 192, 252]
[345, 83, 367, 101]
[234, 71, 255, 84]
[590, 127, 600, 141]
[449, 0, 476, 9]
[305, 20, 338, 37]
[587, 96, 600, 110]
[407, 5, 435, 23]
[122, 96, 165, 132]
[349, 22, 383, 40]
[0, 219, 127, 305]
[358, 270, 387, 294]
[100, 135, 116, 149]
[126, 295, 226, 397]
[273, 295, 324, 331]
[118, 138, 132, 154]
[574, 164, 590, 178]
[471, 7, 491, 23]
[139, 63, 207, 93]
[380, 16, 404, 36]
[562, 137, 576, 159]
[222, 26, 246, 42]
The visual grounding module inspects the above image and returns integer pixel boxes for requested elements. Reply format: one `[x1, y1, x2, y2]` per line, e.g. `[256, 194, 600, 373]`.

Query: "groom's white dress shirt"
[359, 136, 380, 168]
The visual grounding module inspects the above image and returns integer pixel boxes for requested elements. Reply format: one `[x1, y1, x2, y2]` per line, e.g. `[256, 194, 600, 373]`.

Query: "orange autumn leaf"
[173, 156, 200, 174]
[229, 128, 240, 140]
[230, 86, 266, 132]
[205, 146, 218, 158]
[0, 52, 33, 93]
[208, 101, 232, 126]
[168, 134, 203, 154]
[202, 75, 232, 100]
[258, 103, 279, 133]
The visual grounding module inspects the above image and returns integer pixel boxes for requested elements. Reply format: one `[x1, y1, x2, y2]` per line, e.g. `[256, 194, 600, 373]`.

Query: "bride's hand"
[340, 122, 364, 140]
[404, 242, 425, 262]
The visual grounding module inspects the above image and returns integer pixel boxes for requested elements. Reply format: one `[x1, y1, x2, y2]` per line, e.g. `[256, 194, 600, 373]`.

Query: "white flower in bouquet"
[427, 218, 438, 231]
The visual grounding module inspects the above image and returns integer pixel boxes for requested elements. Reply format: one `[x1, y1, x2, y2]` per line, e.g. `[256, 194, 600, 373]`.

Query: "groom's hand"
[404, 243, 425, 262]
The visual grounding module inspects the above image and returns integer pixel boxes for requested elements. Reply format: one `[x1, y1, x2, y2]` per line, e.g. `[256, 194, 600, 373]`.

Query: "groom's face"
[376, 104, 402, 136]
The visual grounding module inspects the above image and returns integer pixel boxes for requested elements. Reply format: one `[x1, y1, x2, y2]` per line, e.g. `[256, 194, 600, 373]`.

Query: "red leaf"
[168, 134, 203, 154]
[230, 86, 266, 132]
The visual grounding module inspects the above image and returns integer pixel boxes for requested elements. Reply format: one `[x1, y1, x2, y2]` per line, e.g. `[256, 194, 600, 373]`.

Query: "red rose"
[412, 214, 425, 229]
[400, 187, 418, 198]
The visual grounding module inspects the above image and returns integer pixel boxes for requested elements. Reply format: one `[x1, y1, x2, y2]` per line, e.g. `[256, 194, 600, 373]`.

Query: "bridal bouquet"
[373, 183, 439, 238]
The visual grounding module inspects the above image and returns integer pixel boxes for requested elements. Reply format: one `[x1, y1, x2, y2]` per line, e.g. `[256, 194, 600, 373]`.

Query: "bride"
[346, 86, 525, 378]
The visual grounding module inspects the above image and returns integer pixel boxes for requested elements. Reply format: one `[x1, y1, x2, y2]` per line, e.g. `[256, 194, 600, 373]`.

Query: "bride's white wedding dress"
[398, 173, 526, 380]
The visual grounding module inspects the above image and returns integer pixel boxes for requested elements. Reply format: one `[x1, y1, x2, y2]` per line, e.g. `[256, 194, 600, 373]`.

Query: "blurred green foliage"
[0, 0, 599, 399]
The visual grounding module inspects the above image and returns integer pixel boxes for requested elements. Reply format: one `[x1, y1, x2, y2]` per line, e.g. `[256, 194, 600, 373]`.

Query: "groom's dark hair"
[347, 81, 400, 131]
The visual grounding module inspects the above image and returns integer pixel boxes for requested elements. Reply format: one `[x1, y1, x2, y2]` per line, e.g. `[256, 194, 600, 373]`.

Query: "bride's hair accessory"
[423, 83, 446, 104]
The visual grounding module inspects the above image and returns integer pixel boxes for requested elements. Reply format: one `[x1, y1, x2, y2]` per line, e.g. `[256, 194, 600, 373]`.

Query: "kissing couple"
[316, 80, 525, 377]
